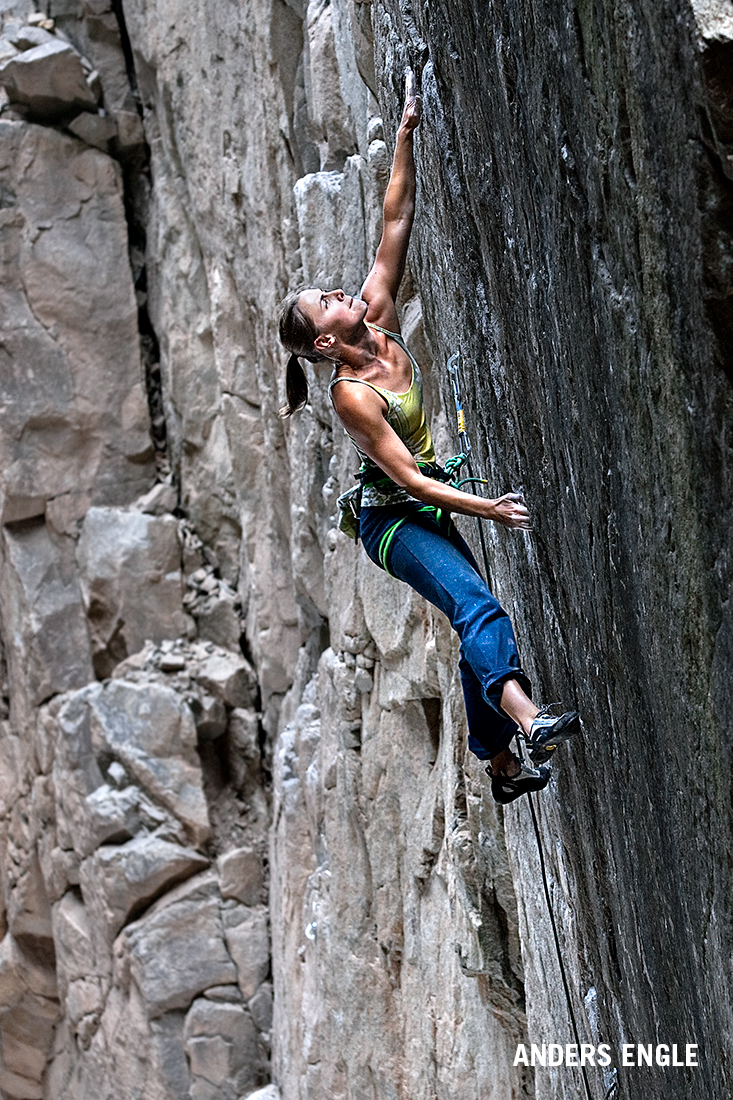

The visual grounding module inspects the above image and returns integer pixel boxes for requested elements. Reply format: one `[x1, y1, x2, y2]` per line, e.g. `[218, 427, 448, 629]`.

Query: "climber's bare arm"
[332, 383, 531, 528]
[361, 73, 422, 334]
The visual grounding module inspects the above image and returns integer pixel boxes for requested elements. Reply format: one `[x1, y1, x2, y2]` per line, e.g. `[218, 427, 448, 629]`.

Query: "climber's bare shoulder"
[331, 382, 417, 487]
[361, 285, 401, 335]
[330, 371, 388, 431]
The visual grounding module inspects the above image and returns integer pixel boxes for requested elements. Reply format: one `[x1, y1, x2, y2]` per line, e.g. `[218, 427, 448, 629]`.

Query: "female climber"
[277, 75, 579, 803]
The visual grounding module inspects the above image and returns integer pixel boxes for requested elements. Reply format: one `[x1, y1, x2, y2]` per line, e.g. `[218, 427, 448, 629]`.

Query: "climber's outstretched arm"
[361, 75, 422, 333]
[331, 380, 532, 528]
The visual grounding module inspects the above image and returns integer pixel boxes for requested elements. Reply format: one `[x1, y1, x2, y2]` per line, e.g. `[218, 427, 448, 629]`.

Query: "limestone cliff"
[0, 1, 730, 1099]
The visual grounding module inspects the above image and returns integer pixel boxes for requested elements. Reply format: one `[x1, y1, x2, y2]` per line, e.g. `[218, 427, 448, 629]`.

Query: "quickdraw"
[442, 452, 487, 491]
[444, 350, 493, 589]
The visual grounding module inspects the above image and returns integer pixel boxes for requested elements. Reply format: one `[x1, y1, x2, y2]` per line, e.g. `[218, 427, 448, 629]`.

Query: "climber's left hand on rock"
[488, 492, 533, 530]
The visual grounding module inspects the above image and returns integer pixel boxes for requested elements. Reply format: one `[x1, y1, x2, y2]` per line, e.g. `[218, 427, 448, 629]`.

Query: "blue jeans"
[360, 503, 531, 761]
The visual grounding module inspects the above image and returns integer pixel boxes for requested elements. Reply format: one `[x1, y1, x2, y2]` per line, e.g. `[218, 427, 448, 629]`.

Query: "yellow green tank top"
[328, 323, 436, 507]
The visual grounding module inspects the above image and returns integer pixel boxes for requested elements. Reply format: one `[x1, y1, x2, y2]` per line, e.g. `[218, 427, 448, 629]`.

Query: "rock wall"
[0, 1, 729, 1099]
[378, 3, 733, 1098]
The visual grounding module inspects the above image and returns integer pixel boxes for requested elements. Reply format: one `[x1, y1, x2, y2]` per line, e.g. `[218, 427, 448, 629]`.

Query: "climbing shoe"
[525, 707, 580, 765]
[488, 760, 552, 805]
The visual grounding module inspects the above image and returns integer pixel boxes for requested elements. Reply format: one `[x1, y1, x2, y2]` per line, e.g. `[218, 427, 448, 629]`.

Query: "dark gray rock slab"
[371, 1, 733, 1097]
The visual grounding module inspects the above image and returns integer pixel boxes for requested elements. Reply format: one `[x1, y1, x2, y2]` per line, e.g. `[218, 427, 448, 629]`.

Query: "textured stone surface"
[45, 0, 136, 121]
[78, 834, 209, 941]
[184, 996, 263, 1099]
[218, 846, 264, 906]
[66, 110, 117, 152]
[124, 878, 238, 1017]
[222, 904, 269, 1001]
[0, 120, 154, 527]
[0, 39, 98, 120]
[76, 507, 189, 675]
[244, 1087, 281, 1100]
[0, 519, 93, 723]
[271, 643, 525, 1100]
[54, 679, 210, 847]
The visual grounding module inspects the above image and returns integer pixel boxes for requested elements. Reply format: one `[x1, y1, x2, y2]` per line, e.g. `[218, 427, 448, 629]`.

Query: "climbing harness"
[336, 445, 484, 559]
[358, 462, 454, 573]
[337, 461, 453, 547]
[445, 348, 602, 1100]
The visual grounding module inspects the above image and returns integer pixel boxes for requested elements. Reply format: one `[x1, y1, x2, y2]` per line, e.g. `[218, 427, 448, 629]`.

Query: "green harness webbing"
[375, 503, 452, 575]
[360, 457, 486, 576]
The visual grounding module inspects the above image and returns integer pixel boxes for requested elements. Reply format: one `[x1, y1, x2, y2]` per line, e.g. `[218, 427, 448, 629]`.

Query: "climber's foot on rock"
[487, 751, 551, 805]
[525, 707, 580, 766]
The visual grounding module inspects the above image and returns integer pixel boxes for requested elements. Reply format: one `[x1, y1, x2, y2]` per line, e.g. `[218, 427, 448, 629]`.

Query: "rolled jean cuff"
[482, 669, 532, 715]
[468, 727, 515, 761]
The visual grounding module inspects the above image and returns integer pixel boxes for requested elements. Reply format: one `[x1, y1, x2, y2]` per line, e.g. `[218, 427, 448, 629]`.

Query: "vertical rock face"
[0, 2, 730, 1100]
[367, 5, 733, 1099]
[0, 4, 271, 1097]
[0, 120, 153, 527]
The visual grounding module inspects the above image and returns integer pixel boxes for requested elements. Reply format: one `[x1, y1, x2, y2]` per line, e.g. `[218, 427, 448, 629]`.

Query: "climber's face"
[299, 288, 367, 356]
